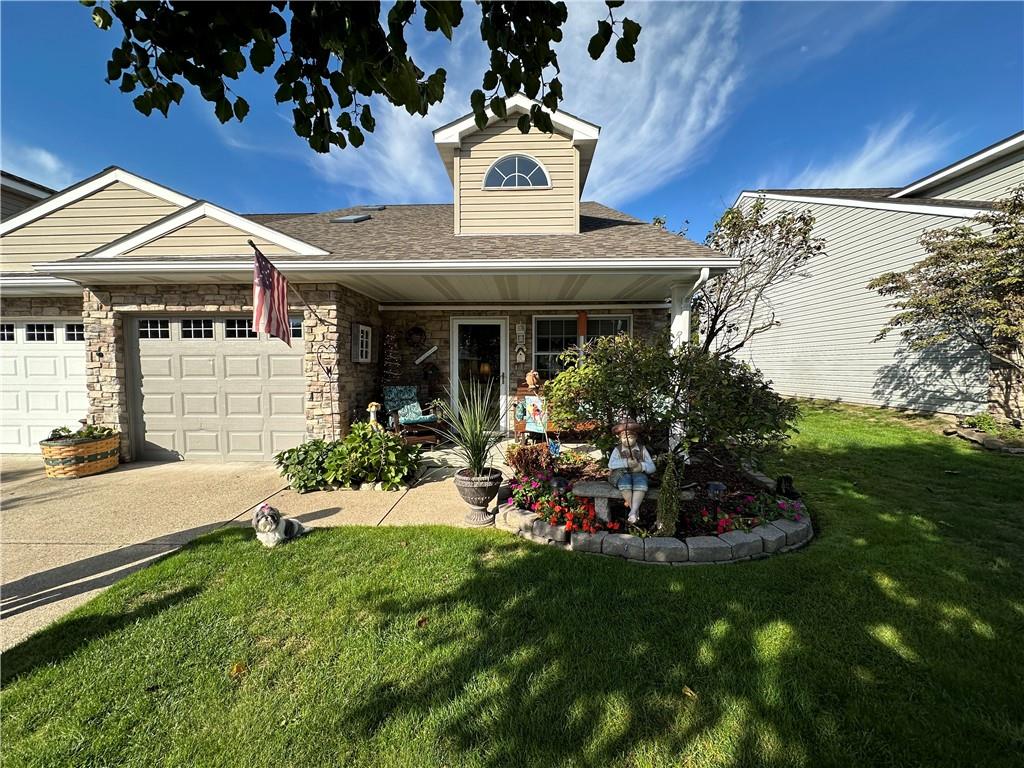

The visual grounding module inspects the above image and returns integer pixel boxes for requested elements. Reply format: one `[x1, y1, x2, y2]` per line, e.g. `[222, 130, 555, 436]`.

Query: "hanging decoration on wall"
[382, 327, 401, 385]
[414, 345, 438, 366]
[405, 326, 427, 347]
[515, 344, 527, 364]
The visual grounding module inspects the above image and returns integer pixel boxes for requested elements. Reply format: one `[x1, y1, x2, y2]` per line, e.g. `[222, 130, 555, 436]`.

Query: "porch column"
[669, 268, 710, 350]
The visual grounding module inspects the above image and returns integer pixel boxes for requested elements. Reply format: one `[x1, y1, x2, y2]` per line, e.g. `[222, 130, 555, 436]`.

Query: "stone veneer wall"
[379, 307, 670, 404]
[82, 282, 379, 459]
[0, 295, 84, 318]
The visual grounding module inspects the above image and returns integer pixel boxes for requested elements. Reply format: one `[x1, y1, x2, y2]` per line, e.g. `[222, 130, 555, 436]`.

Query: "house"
[732, 130, 1023, 418]
[0, 95, 736, 461]
[1, 171, 54, 220]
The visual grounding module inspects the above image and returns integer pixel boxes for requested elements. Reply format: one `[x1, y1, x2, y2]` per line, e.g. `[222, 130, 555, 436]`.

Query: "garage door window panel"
[182, 319, 214, 340]
[65, 324, 85, 342]
[290, 317, 302, 339]
[138, 320, 170, 339]
[226, 319, 257, 339]
[25, 324, 55, 342]
[0, 324, 13, 342]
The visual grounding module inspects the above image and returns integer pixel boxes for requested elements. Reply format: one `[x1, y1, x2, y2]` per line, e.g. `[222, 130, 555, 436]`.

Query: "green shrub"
[274, 425, 422, 493]
[325, 422, 422, 491]
[962, 413, 1024, 445]
[544, 329, 799, 460]
[45, 424, 117, 442]
[274, 439, 333, 493]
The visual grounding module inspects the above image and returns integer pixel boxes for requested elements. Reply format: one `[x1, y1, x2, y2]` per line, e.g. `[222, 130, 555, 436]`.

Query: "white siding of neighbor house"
[914, 148, 1024, 202]
[736, 197, 990, 415]
[125, 216, 297, 257]
[457, 119, 578, 235]
[0, 181, 182, 271]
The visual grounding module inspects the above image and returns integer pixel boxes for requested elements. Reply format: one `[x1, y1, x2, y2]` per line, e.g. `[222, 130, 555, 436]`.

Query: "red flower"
[549, 515, 558, 525]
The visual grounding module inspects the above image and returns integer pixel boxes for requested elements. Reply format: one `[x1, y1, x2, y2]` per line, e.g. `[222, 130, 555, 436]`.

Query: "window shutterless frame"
[482, 153, 552, 190]
[532, 314, 633, 381]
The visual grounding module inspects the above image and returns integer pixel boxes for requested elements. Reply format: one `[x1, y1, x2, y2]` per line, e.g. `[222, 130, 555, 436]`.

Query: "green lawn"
[3, 403, 1023, 767]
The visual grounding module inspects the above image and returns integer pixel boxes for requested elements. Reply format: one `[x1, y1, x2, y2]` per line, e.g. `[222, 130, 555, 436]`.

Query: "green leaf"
[517, 113, 531, 134]
[274, 82, 293, 103]
[250, 40, 275, 71]
[621, 18, 641, 45]
[233, 96, 249, 121]
[615, 37, 635, 63]
[482, 70, 498, 91]
[221, 50, 246, 77]
[91, 6, 112, 29]
[167, 82, 184, 104]
[490, 96, 506, 120]
[347, 126, 364, 147]
[132, 92, 153, 116]
[588, 21, 612, 60]
[214, 97, 233, 123]
[359, 103, 375, 132]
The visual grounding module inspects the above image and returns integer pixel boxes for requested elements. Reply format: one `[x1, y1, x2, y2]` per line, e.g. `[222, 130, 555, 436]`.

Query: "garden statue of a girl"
[608, 420, 656, 524]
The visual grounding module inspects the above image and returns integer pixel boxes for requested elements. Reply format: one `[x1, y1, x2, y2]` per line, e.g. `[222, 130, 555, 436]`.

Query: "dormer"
[433, 94, 600, 235]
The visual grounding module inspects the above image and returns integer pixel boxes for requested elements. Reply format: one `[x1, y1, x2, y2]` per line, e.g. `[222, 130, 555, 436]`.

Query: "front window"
[483, 154, 550, 189]
[533, 315, 632, 382]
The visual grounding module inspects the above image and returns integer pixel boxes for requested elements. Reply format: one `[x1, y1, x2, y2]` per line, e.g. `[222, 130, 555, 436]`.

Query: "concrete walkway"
[0, 447, 511, 650]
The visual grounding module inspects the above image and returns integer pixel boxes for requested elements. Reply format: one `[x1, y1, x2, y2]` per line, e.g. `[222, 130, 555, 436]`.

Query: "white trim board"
[891, 131, 1024, 198]
[380, 303, 669, 311]
[38, 257, 737, 275]
[81, 201, 330, 259]
[0, 167, 195, 236]
[0, 275, 84, 296]
[734, 191, 987, 219]
[433, 93, 600, 149]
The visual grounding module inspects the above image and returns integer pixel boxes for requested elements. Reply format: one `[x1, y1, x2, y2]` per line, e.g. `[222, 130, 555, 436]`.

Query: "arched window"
[483, 154, 550, 189]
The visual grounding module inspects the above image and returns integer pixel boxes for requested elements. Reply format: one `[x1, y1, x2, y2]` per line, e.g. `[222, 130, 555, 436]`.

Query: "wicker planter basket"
[40, 434, 120, 479]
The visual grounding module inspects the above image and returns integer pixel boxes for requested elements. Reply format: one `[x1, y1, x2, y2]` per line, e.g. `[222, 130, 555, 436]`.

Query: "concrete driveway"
[0, 451, 493, 651]
[0, 456, 287, 651]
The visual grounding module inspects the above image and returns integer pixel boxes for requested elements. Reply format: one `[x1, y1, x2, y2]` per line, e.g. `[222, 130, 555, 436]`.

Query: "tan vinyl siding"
[0, 181, 181, 271]
[125, 216, 297, 257]
[458, 120, 578, 235]
[1, 189, 41, 221]
[737, 198, 989, 414]
[917, 148, 1024, 201]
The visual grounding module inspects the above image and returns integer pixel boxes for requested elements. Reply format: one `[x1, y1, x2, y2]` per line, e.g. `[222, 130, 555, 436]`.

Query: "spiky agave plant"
[433, 378, 504, 477]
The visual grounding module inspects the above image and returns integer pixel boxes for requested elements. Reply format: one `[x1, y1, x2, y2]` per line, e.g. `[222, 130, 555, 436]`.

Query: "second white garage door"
[132, 316, 306, 461]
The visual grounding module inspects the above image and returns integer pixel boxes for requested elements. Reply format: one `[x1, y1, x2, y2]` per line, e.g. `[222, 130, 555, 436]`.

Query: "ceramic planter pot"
[453, 468, 504, 526]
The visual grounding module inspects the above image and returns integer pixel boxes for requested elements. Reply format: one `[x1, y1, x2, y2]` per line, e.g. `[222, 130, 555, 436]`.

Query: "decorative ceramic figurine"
[525, 369, 541, 391]
[607, 420, 656, 524]
[367, 401, 383, 430]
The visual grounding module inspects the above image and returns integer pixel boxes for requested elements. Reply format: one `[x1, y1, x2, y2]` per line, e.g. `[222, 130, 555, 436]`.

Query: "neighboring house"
[0, 95, 736, 460]
[733, 130, 1023, 417]
[1, 171, 54, 220]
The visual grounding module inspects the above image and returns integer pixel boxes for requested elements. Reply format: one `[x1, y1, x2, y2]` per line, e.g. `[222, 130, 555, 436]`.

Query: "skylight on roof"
[331, 214, 370, 223]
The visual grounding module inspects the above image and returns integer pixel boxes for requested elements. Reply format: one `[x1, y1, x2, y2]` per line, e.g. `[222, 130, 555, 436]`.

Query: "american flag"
[252, 244, 291, 346]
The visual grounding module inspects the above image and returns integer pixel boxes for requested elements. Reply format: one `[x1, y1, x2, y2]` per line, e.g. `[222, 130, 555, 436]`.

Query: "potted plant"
[433, 379, 505, 526]
[40, 423, 120, 479]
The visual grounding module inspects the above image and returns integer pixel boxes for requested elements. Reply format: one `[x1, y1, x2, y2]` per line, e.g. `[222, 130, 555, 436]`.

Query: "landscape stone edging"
[494, 505, 813, 566]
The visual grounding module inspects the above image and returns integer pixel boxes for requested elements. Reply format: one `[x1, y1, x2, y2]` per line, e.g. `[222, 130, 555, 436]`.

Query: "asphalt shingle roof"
[247, 202, 723, 261]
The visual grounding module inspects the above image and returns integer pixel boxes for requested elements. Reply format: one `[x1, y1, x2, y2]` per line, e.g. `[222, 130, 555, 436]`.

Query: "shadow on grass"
[1, 586, 201, 684]
[332, 428, 1023, 766]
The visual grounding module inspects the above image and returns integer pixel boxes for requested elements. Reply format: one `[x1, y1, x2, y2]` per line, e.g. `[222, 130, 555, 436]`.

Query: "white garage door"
[0, 318, 88, 452]
[133, 316, 306, 461]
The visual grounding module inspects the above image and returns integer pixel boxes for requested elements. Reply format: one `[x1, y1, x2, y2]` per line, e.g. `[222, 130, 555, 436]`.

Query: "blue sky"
[2, 1, 1021, 239]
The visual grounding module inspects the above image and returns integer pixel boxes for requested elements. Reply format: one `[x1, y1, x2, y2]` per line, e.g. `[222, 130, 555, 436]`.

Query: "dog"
[252, 503, 309, 548]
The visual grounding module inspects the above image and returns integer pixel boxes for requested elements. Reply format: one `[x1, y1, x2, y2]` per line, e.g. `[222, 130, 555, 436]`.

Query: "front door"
[450, 318, 507, 429]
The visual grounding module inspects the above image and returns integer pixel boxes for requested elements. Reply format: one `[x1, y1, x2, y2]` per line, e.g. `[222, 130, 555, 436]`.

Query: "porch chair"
[383, 386, 441, 445]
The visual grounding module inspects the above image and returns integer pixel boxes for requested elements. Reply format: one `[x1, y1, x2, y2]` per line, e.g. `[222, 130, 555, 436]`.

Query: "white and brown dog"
[252, 503, 309, 548]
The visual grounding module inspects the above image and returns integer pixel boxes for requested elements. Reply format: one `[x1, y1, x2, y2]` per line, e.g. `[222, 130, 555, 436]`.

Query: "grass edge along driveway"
[2, 403, 1022, 768]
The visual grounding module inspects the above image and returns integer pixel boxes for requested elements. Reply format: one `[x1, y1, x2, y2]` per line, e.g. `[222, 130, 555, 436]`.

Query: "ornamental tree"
[83, 0, 641, 152]
[543, 330, 799, 460]
[868, 186, 1024, 420]
[696, 197, 825, 355]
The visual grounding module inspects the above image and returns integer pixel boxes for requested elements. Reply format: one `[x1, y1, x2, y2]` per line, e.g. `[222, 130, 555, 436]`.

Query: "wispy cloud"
[307, 2, 744, 206]
[786, 114, 954, 189]
[1, 138, 75, 189]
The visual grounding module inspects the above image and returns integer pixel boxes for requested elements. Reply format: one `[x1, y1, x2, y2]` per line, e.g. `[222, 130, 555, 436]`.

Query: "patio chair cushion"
[399, 414, 437, 426]
[384, 386, 426, 423]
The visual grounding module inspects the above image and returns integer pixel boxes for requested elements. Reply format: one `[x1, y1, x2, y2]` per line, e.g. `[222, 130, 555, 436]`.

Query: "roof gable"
[82, 201, 330, 260]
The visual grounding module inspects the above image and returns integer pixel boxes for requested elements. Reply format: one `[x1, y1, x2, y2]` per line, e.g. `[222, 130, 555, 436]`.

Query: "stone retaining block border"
[498, 503, 813, 566]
